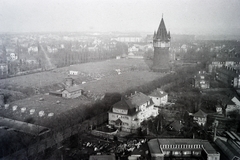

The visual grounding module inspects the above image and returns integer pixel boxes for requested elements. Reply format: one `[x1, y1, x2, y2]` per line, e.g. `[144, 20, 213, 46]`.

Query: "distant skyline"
[0, 0, 240, 35]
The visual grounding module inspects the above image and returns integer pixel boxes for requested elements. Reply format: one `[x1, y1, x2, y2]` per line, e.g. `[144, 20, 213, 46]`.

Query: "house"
[216, 66, 240, 88]
[69, 70, 78, 75]
[168, 120, 184, 133]
[148, 88, 168, 107]
[193, 71, 210, 89]
[62, 85, 83, 99]
[222, 96, 240, 116]
[193, 109, 207, 126]
[108, 92, 158, 133]
[128, 45, 139, 53]
[215, 104, 223, 114]
[28, 46, 38, 53]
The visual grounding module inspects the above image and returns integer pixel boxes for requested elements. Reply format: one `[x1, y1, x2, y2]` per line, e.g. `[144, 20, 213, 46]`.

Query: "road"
[40, 44, 56, 70]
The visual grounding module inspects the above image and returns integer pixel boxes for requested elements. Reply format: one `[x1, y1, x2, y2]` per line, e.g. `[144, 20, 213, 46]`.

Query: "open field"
[0, 58, 163, 96]
[0, 58, 165, 126]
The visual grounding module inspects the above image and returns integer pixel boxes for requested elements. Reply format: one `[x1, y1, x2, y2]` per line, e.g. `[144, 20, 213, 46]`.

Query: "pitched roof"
[64, 85, 83, 93]
[193, 109, 207, 118]
[170, 121, 184, 131]
[115, 118, 122, 125]
[155, 18, 170, 42]
[149, 88, 167, 98]
[125, 92, 151, 108]
[113, 92, 151, 110]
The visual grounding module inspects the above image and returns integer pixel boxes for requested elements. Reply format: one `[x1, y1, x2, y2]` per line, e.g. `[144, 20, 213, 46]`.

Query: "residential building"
[112, 36, 142, 43]
[152, 17, 171, 72]
[148, 138, 220, 160]
[222, 96, 240, 116]
[215, 104, 223, 114]
[209, 57, 240, 73]
[193, 71, 210, 89]
[128, 45, 139, 53]
[148, 88, 168, 107]
[28, 46, 38, 53]
[62, 85, 83, 98]
[193, 109, 207, 126]
[69, 70, 78, 75]
[216, 66, 240, 88]
[168, 120, 184, 133]
[108, 92, 158, 133]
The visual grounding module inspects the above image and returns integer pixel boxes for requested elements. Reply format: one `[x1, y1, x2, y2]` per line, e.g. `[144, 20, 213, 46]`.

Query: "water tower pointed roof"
[156, 17, 170, 42]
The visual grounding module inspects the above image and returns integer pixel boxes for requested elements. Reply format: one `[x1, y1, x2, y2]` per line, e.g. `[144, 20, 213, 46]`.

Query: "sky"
[0, 0, 240, 35]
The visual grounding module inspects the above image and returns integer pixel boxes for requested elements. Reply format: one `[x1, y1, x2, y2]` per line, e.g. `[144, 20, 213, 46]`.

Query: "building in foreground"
[214, 131, 240, 159]
[148, 138, 220, 160]
[108, 92, 158, 133]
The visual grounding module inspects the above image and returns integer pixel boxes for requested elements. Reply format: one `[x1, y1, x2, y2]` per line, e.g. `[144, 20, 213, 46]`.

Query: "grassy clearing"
[0, 58, 161, 96]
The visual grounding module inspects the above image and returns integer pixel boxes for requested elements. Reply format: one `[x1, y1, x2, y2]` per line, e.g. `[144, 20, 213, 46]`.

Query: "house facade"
[193, 109, 207, 126]
[108, 92, 158, 133]
[149, 88, 168, 107]
[216, 66, 240, 88]
[193, 71, 210, 89]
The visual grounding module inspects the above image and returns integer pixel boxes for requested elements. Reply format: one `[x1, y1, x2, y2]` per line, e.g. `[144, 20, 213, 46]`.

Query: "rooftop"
[148, 138, 219, 154]
[0, 116, 50, 136]
[64, 85, 83, 93]
[113, 92, 151, 110]
[193, 109, 207, 118]
[149, 88, 167, 98]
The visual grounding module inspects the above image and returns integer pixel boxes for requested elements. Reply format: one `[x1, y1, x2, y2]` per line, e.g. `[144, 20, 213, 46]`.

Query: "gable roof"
[149, 88, 167, 98]
[113, 92, 151, 110]
[63, 85, 83, 93]
[125, 92, 151, 108]
[115, 118, 122, 125]
[170, 121, 184, 131]
[193, 109, 207, 118]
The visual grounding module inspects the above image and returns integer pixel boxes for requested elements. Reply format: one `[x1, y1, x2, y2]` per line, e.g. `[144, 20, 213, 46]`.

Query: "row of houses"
[216, 66, 240, 88]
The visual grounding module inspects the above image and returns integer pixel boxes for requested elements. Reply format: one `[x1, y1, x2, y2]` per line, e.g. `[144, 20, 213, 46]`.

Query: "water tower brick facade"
[152, 17, 171, 72]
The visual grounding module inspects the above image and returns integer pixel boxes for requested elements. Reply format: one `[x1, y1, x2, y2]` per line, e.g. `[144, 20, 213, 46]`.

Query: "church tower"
[152, 17, 171, 72]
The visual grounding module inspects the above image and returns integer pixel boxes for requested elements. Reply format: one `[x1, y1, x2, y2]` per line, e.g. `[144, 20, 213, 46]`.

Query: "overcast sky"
[0, 0, 240, 35]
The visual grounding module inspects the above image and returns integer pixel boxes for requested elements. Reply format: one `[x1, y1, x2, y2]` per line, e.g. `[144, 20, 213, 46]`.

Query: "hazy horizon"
[0, 0, 240, 35]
